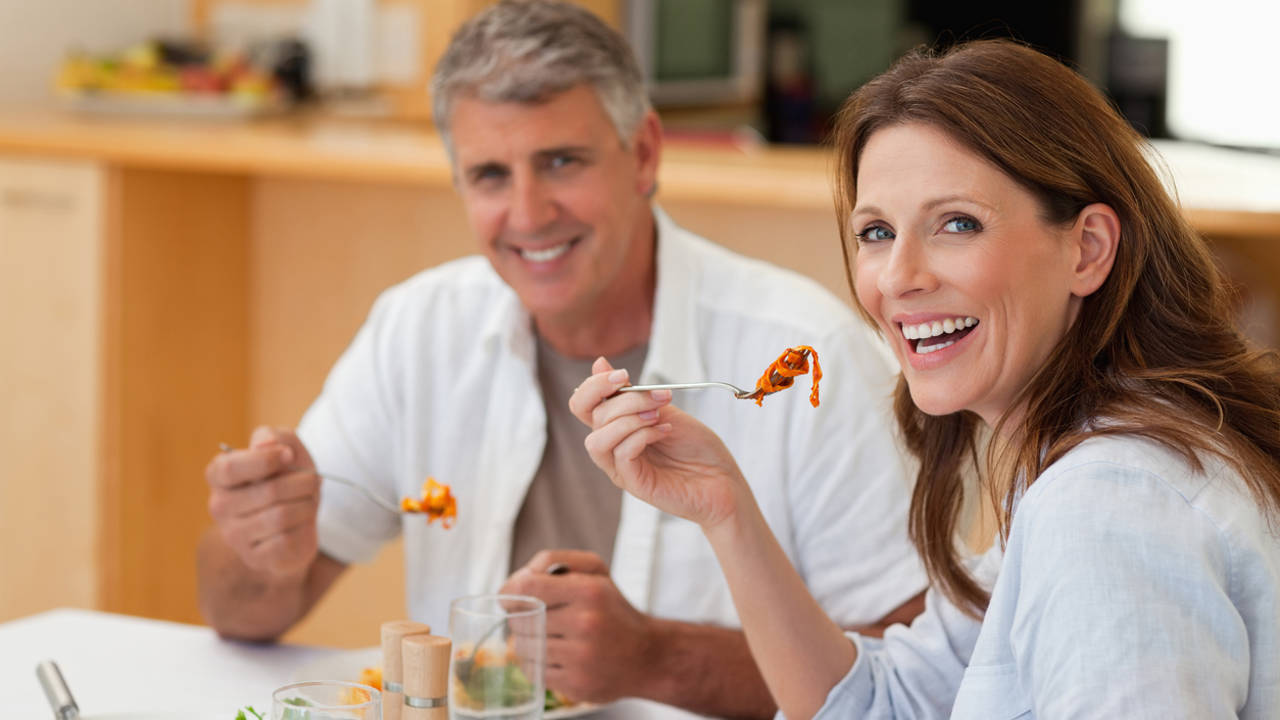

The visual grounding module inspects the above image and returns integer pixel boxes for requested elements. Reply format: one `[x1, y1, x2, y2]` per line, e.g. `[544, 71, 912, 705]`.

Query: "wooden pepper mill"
[402, 634, 452, 720]
[381, 620, 432, 720]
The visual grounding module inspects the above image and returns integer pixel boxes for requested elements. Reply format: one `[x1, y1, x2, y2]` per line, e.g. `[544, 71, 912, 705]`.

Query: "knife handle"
[36, 659, 79, 720]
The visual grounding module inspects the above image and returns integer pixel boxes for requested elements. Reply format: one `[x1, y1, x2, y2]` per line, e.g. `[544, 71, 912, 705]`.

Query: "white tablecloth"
[2, 608, 706, 720]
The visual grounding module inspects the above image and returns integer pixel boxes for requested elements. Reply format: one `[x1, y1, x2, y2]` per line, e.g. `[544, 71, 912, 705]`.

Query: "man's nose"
[508, 173, 557, 233]
[878, 235, 939, 298]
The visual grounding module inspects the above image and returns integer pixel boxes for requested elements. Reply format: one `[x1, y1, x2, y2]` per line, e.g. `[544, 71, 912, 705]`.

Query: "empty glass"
[448, 595, 546, 720]
[271, 680, 381, 719]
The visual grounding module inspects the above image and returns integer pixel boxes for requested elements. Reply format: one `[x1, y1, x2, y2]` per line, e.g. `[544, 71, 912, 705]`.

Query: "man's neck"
[534, 213, 657, 359]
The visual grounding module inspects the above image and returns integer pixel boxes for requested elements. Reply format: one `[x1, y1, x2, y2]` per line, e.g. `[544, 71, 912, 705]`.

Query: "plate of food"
[290, 647, 601, 718]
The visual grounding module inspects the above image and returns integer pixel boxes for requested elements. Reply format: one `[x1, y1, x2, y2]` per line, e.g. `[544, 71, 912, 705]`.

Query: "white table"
[2, 609, 706, 719]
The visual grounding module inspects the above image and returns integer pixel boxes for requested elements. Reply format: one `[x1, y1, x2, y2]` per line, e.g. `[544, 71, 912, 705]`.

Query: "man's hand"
[205, 426, 321, 580]
[500, 550, 655, 704]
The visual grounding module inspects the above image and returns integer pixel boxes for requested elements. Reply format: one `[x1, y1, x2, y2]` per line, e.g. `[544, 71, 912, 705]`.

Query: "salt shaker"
[402, 634, 451, 720]
[382, 620, 432, 720]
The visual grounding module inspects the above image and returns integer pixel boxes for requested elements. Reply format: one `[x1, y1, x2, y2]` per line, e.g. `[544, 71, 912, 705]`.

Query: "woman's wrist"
[701, 480, 768, 555]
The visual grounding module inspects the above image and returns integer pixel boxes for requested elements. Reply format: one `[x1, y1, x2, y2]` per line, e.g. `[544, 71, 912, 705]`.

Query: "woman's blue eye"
[857, 225, 894, 242]
[943, 216, 979, 233]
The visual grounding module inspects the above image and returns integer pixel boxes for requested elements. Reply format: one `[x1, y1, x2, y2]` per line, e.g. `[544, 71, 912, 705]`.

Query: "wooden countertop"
[0, 107, 1277, 228]
[0, 107, 834, 210]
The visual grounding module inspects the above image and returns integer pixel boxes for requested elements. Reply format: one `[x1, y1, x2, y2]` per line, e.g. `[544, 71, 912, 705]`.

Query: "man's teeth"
[519, 241, 573, 262]
[900, 316, 977, 340]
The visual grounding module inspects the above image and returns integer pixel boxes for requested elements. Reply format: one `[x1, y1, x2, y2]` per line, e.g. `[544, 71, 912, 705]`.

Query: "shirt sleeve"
[814, 581, 985, 719]
[787, 323, 928, 625]
[1008, 462, 1249, 718]
[297, 289, 405, 565]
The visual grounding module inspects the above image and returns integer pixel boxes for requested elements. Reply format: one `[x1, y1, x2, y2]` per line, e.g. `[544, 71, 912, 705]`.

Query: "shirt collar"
[641, 206, 705, 385]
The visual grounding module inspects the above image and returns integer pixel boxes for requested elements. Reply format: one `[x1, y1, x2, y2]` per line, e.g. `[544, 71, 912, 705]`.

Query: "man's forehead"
[450, 86, 617, 160]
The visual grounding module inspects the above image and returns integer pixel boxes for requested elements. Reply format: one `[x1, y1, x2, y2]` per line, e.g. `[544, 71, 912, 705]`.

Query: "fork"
[617, 382, 762, 400]
[218, 442, 404, 515]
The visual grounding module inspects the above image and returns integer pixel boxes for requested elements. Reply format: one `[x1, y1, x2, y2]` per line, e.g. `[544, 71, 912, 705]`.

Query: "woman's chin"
[907, 388, 966, 418]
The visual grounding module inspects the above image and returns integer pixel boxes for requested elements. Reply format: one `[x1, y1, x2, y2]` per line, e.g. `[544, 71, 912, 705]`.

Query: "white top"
[817, 434, 1280, 718]
[298, 208, 927, 633]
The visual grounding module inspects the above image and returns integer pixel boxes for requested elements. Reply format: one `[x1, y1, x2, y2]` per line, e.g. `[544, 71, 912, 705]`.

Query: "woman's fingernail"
[650, 389, 671, 402]
[638, 409, 659, 421]
[608, 369, 629, 383]
[656, 423, 673, 433]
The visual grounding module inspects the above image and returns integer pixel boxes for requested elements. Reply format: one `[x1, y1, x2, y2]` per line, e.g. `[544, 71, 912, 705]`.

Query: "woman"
[570, 40, 1280, 718]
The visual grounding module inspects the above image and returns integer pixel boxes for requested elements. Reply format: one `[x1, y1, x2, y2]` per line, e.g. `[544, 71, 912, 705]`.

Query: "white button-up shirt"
[300, 209, 926, 633]
[817, 434, 1280, 718]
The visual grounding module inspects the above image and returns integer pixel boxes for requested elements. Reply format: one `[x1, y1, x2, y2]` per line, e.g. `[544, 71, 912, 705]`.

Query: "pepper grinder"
[402, 634, 451, 720]
[381, 620, 432, 720]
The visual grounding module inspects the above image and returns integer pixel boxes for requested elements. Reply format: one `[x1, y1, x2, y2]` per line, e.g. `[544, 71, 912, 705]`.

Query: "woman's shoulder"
[1018, 434, 1261, 548]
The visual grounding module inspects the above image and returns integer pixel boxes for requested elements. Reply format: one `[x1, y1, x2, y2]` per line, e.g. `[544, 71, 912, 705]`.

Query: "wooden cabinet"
[0, 156, 105, 621]
[0, 157, 251, 627]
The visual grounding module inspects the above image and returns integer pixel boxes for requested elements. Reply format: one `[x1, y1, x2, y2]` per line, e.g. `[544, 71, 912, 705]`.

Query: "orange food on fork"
[752, 346, 822, 407]
[401, 477, 458, 527]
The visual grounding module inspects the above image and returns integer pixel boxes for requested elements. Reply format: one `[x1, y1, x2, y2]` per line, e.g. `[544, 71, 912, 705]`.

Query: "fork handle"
[317, 472, 402, 515]
[618, 382, 743, 393]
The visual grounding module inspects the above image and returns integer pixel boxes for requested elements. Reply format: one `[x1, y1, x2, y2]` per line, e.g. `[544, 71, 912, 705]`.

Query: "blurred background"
[2, 0, 1277, 648]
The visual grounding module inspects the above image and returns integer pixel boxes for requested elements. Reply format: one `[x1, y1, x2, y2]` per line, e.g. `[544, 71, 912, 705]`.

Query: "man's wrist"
[629, 613, 670, 701]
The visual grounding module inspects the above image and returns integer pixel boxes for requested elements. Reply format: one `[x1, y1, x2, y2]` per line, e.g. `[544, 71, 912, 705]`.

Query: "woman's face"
[852, 123, 1083, 426]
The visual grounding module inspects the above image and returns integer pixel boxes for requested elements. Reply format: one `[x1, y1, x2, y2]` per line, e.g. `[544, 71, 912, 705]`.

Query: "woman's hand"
[569, 357, 749, 530]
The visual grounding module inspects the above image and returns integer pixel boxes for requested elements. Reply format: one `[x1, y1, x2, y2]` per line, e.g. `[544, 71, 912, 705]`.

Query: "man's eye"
[469, 166, 508, 184]
[942, 216, 980, 233]
[856, 225, 894, 242]
[548, 154, 580, 170]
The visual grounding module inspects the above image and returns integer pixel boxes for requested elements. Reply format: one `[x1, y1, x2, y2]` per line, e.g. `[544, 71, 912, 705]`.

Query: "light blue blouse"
[815, 434, 1280, 719]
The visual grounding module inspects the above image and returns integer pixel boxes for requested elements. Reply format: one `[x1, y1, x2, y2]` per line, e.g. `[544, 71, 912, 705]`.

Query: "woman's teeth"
[900, 316, 977, 341]
[519, 241, 573, 262]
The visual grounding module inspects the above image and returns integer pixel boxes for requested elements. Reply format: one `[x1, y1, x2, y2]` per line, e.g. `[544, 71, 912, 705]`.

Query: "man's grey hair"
[431, 0, 651, 159]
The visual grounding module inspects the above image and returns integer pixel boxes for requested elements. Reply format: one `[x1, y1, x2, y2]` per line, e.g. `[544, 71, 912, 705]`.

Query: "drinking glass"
[271, 680, 381, 719]
[448, 594, 546, 720]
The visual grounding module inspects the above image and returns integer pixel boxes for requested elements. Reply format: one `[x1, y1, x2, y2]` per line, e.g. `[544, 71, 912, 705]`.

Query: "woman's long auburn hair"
[832, 40, 1280, 618]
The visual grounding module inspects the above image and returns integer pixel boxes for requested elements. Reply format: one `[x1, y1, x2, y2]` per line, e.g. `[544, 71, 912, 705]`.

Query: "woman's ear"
[1069, 203, 1121, 298]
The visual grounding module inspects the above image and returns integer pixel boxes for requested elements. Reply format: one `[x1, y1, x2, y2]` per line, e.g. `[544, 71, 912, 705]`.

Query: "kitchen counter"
[0, 107, 833, 209]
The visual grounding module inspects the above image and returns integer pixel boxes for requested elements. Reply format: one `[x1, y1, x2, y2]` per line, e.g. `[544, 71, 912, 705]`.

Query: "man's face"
[449, 85, 659, 323]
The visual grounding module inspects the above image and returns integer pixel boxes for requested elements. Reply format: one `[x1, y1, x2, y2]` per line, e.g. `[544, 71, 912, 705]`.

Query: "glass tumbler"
[271, 680, 381, 719]
[448, 594, 546, 720]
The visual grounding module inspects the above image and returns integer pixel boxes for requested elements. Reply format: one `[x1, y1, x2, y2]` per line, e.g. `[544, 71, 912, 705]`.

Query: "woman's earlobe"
[1071, 203, 1121, 297]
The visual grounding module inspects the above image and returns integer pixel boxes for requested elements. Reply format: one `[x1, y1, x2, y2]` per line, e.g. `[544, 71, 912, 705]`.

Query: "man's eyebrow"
[533, 145, 594, 160]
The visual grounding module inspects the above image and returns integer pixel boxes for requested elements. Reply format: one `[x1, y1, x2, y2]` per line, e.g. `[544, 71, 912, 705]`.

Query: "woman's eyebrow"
[852, 194, 994, 218]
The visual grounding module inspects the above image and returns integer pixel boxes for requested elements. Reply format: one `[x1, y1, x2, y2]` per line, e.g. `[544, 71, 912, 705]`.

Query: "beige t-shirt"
[508, 338, 648, 573]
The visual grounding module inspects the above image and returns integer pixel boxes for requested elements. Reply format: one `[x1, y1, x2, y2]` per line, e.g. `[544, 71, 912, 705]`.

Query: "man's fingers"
[244, 522, 317, 573]
[229, 471, 320, 518]
[249, 424, 292, 449]
[235, 496, 319, 547]
[526, 549, 609, 576]
[206, 444, 295, 489]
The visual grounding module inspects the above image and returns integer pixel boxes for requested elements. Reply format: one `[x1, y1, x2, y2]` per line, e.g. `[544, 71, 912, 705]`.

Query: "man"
[197, 2, 925, 717]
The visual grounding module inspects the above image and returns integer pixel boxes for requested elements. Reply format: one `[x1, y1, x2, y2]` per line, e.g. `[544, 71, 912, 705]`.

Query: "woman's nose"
[878, 236, 938, 298]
